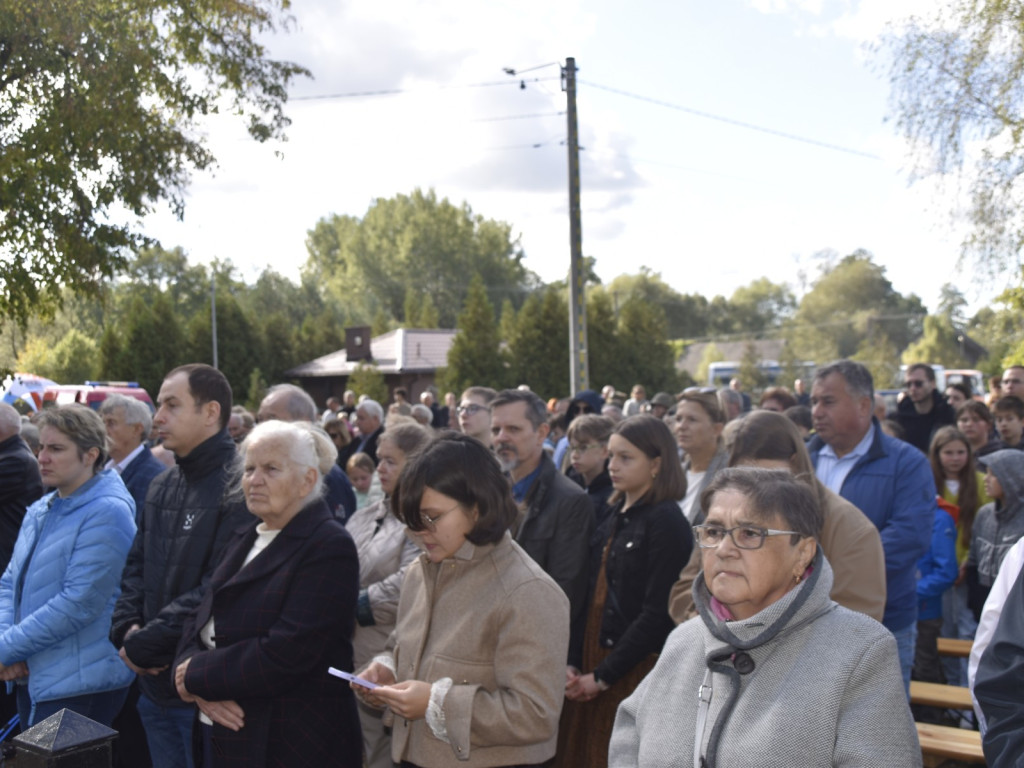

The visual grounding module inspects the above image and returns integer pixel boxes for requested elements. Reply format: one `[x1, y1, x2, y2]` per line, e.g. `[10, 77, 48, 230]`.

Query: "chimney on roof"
[345, 326, 372, 362]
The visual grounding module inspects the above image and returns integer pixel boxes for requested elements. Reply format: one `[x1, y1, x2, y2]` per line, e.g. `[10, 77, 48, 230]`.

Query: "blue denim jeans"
[891, 622, 917, 698]
[137, 693, 195, 768]
[16, 685, 129, 729]
[940, 582, 978, 687]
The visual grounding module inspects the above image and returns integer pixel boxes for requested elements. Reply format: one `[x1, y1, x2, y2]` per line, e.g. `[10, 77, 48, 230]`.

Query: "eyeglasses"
[569, 442, 601, 454]
[457, 404, 486, 416]
[905, 380, 928, 389]
[419, 503, 461, 532]
[693, 524, 804, 550]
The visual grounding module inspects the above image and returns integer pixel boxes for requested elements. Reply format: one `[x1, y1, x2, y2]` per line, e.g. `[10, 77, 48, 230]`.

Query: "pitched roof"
[285, 328, 457, 378]
[677, 339, 786, 377]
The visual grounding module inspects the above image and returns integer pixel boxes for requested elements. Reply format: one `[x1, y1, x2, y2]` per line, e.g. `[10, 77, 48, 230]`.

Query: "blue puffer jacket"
[0, 470, 136, 714]
[808, 420, 935, 632]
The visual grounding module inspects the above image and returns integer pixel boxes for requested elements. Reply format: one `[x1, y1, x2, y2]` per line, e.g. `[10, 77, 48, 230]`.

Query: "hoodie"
[969, 450, 1024, 588]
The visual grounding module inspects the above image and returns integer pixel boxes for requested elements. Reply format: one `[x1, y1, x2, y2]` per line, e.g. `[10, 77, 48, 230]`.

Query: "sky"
[139, 0, 1002, 315]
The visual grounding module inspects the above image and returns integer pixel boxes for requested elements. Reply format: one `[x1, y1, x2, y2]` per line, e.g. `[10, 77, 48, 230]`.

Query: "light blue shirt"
[815, 425, 876, 494]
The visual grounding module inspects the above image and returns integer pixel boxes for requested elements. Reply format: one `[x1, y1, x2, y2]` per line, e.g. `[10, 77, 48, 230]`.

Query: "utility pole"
[210, 274, 218, 369]
[563, 57, 589, 393]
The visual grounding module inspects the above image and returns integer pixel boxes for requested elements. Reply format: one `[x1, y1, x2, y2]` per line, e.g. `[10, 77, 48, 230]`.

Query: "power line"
[290, 76, 560, 102]
[471, 111, 565, 123]
[580, 79, 882, 161]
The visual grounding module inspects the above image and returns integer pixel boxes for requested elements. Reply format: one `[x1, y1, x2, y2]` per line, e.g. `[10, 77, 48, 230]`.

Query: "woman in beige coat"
[355, 433, 570, 768]
[669, 410, 886, 623]
[346, 422, 434, 768]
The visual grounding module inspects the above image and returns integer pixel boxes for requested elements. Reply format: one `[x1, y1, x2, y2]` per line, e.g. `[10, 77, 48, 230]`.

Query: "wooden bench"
[916, 722, 985, 763]
[937, 637, 974, 658]
[910, 681, 973, 710]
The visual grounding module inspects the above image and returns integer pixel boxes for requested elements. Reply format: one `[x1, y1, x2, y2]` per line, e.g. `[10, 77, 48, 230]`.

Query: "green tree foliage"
[787, 251, 926, 363]
[441, 274, 507, 394]
[507, 288, 569, 399]
[603, 270, 709, 339]
[726, 278, 796, 335]
[348, 363, 388, 404]
[882, 2, 1024, 275]
[0, 0, 309, 325]
[304, 189, 534, 329]
[902, 315, 970, 368]
[615, 296, 679, 394]
[187, 291, 263, 404]
[586, 290, 625, 393]
[106, 294, 187, 395]
[17, 329, 98, 384]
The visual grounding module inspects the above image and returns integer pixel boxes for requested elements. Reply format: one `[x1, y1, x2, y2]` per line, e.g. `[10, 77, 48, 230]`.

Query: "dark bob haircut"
[393, 432, 517, 546]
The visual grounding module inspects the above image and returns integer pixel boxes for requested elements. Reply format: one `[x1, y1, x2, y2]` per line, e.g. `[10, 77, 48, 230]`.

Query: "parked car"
[42, 381, 154, 412]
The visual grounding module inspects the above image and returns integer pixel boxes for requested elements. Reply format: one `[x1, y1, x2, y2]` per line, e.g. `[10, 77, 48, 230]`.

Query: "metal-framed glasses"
[569, 442, 601, 455]
[693, 524, 803, 550]
[457, 403, 486, 416]
[419, 504, 461, 532]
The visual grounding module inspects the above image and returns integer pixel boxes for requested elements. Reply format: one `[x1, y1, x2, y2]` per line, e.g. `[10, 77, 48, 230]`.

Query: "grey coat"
[610, 549, 921, 768]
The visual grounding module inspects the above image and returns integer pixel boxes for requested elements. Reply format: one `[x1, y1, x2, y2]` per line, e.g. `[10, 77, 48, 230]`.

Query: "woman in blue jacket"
[0, 405, 136, 728]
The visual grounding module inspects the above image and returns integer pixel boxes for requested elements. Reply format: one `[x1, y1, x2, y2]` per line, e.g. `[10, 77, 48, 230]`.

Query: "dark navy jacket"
[120, 445, 167, 523]
[808, 420, 935, 632]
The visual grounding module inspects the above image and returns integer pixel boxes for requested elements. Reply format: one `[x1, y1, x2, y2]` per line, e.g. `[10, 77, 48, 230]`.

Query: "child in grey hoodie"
[967, 449, 1024, 618]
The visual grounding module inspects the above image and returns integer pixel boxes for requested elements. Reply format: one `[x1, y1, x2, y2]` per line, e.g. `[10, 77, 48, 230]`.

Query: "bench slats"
[910, 681, 973, 710]
[916, 722, 985, 763]
[936, 638, 973, 658]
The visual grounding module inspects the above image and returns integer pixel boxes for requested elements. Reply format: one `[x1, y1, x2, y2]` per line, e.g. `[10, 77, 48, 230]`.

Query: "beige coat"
[346, 497, 419, 669]
[669, 486, 886, 623]
[387, 532, 569, 767]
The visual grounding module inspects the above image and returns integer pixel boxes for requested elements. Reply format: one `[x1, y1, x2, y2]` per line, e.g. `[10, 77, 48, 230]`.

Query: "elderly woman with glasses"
[354, 433, 570, 768]
[610, 468, 921, 768]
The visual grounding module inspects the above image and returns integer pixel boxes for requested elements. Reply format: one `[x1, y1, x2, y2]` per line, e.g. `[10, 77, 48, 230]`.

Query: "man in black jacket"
[111, 364, 250, 768]
[490, 389, 592, 670]
[894, 363, 956, 453]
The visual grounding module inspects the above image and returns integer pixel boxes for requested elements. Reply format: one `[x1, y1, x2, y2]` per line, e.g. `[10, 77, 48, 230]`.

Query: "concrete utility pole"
[563, 57, 589, 393]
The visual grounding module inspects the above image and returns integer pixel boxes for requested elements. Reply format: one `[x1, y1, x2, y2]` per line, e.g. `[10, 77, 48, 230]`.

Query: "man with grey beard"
[489, 389, 592, 669]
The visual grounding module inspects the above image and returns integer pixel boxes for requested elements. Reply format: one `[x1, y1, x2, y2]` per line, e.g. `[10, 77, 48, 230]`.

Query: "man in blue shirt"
[808, 360, 935, 694]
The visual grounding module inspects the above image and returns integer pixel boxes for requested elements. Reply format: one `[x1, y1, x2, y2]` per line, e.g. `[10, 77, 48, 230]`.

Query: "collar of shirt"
[105, 443, 145, 474]
[510, 463, 542, 505]
[817, 425, 875, 493]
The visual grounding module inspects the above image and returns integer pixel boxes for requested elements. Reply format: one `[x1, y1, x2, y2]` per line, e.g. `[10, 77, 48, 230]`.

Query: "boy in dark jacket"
[967, 450, 1024, 619]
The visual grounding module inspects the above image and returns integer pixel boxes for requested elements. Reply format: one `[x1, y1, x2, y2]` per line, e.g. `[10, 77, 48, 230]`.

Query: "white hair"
[99, 393, 153, 436]
[357, 399, 384, 423]
[0, 404, 21, 436]
[241, 420, 338, 508]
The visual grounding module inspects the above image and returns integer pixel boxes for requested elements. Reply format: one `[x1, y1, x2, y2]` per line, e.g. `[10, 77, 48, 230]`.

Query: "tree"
[696, 343, 725, 386]
[786, 251, 926, 364]
[441, 274, 507, 394]
[586, 290, 625, 393]
[304, 189, 535, 329]
[882, 2, 1024, 275]
[0, 0, 309, 325]
[902, 315, 970, 368]
[738, 341, 768, 395]
[727, 278, 796, 335]
[615, 296, 679, 395]
[603, 271, 708, 339]
[348, 363, 388, 404]
[507, 288, 569, 399]
[17, 328, 98, 384]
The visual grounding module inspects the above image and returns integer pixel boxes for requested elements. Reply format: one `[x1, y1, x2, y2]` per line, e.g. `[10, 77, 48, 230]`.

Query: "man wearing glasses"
[894, 363, 956, 453]
[457, 386, 497, 447]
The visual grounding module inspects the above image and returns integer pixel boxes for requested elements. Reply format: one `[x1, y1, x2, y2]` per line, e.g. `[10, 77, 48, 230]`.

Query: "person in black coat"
[174, 420, 361, 767]
[554, 415, 692, 768]
[0, 405, 42, 573]
[894, 364, 956, 453]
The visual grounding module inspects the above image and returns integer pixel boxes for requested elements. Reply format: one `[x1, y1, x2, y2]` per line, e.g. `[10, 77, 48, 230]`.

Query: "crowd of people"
[3, 360, 1024, 765]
